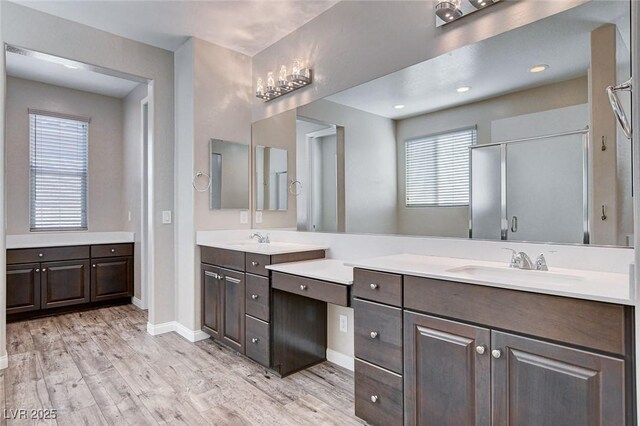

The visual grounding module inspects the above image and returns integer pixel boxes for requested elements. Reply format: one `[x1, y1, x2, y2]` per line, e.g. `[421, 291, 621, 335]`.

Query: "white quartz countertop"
[346, 254, 633, 305]
[266, 259, 353, 285]
[6, 232, 135, 249]
[197, 239, 328, 256]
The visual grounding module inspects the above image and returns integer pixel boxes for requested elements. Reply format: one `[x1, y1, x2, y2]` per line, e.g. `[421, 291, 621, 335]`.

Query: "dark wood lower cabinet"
[41, 260, 90, 309]
[6, 263, 41, 314]
[202, 264, 222, 339]
[220, 268, 245, 353]
[404, 311, 491, 426]
[91, 257, 132, 302]
[492, 331, 625, 426]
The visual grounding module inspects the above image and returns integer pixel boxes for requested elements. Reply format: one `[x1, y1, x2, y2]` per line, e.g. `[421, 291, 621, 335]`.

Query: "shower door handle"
[606, 78, 632, 140]
[510, 216, 518, 233]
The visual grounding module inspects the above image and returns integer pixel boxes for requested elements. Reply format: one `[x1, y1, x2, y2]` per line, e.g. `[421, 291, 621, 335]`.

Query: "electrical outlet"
[240, 210, 248, 224]
[255, 211, 263, 224]
[339, 315, 348, 333]
[162, 210, 172, 224]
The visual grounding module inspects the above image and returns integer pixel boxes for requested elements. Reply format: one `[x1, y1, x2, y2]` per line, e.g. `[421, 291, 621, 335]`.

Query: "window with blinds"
[405, 128, 476, 207]
[29, 112, 89, 231]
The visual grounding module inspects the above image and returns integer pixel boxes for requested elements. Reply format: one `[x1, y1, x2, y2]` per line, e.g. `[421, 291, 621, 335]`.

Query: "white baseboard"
[131, 297, 147, 310]
[0, 351, 8, 370]
[326, 348, 354, 371]
[146, 321, 209, 343]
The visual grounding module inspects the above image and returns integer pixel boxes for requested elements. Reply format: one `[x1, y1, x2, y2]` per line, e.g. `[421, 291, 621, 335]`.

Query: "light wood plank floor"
[1, 305, 364, 425]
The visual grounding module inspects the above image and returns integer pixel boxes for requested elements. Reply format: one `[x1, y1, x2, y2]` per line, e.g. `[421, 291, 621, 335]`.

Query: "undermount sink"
[446, 265, 584, 287]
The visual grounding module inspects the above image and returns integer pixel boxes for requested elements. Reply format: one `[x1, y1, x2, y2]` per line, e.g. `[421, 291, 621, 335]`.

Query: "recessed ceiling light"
[529, 64, 549, 73]
[393, 104, 405, 109]
[456, 86, 471, 93]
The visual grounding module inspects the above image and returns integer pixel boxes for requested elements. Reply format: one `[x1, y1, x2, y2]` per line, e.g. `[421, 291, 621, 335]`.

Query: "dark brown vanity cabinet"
[354, 269, 633, 426]
[7, 244, 134, 318]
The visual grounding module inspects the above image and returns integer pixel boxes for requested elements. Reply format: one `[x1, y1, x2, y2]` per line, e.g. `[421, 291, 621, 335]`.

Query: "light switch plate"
[339, 315, 348, 333]
[240, 210, 248, 224]
[255, 211, 263, 224]
[162, 210, 172, 224]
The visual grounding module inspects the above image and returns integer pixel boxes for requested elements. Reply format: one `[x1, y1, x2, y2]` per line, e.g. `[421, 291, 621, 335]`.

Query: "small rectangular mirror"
[255, 146, 288, 211]
[209, 139, 249, 210]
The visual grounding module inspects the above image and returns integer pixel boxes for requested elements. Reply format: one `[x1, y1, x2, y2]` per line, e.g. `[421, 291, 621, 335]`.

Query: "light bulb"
[292, 59, 301, 78]
[303, 68, 310, 79]
[256, 78, 264, 96]
[267, 72, 275, 90]
[279, 65, 287, 85]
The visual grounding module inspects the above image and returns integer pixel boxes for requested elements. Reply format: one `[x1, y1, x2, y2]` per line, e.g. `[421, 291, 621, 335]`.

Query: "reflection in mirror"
[256, 146, 288, 211]
[209, 139, 249, 210]
[290, 0, 632, 247]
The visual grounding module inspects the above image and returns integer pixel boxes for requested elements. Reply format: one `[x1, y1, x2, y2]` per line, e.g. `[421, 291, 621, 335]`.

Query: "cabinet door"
[404, 311, 491, 426]
[202, 264, 222, 339]
[492, 331, 625, 426]
[7, 263, 41, 314]
[220, 267, 245, 353]
[41, 260, 90, 309]
[91, 256, 133, 302]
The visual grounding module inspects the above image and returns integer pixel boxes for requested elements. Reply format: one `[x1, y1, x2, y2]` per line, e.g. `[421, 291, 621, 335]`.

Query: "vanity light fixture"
[457, 86, 471, 93]
[394, 104, 406, 109]
[256, 59, 313, 102]
[436, 0, 500, 26]
[529, 64, 549, 73]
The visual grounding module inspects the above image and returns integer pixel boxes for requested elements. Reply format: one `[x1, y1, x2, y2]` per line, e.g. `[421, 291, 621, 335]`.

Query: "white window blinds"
[29, 112, 89, 231]
[405, 128, 476, 207]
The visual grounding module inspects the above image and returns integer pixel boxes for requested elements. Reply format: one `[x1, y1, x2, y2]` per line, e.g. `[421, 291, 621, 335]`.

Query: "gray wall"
[395, 76, 588, 237]
[2, 1, 175, 327]
[123, 83, 148, 300]
[298, 99, 397, 234]
[6, 76, 126, 234]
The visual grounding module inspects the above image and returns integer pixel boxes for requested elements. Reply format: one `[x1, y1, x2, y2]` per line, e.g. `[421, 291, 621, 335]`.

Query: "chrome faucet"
[503, 248, 535, 270]
[250, 232, 270, 244]
[535, 254, 548, 271]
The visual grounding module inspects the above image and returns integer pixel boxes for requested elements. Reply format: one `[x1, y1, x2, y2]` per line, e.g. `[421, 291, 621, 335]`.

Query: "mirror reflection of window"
[209, 139, 249, 210]
[255, 146, 288, 212]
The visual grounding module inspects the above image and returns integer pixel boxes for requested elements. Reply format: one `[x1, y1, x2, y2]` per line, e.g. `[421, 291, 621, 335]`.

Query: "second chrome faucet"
[504, 248, 548, 271]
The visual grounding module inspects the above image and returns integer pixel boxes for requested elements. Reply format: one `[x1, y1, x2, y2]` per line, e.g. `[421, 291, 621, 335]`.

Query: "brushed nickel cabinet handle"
[476, 345, 486, 355]
[300, 285, 307, 290]
[369, 283, 378, 290]
[111, 248, 116, 253]
[251, 338, 260, 344]
[370, 331, 379, 339]
[38, 253, 44, 258]
[35, 269, 40, 273]
[251, 294, 259, 300]
[492, 349, 502, 359]
[92, 264, 97, 268]
[251, 261, 259, 267]
[370, 395, 378, 403]
[41, 269, 47, 272]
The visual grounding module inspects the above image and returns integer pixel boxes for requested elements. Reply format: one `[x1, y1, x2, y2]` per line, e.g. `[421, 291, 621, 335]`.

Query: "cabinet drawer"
[355, 359, 403, 426]
[7, 246, 89, 264]
[272, 272, 349, 306]
[245, 315, 270, 367]
[246, 274, 270, 322]
[91, 244, 133, 258]
[201, 247, 245, 271]
[354, 298, 403, 373]
[246, 253, 271, 277]
[354, 269, 402, 307]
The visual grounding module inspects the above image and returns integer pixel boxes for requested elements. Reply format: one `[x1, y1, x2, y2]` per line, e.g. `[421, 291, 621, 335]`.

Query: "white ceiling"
[326, 1, 630, 120]
[13, 0, 340, 56]
[6, 51, 142, 98]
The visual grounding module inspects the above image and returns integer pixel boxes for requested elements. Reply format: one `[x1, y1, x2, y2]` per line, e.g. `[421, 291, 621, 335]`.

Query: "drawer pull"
[251, 337, 260, 344]
[251, 294, 260, 300]
[251, 261, 259, 267]
[111, 248, 116, 253]
[370, 331, 379, 339]
[370, 395, 379, 403]
[92, 264, 97, 268]
[369, 283, 378, 290]
[38, 253, 44, 258]
[35, 269, 40, 273]
[492, 349, 502, 359]
[42, 269, 47, 272]
[300, 284, 307, 291]
[476, 345, 486, 355]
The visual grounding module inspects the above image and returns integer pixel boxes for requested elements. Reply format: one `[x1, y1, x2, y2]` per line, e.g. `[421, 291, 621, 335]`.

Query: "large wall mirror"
[253, 1, 633, 247]
[209, 138, 249, 210]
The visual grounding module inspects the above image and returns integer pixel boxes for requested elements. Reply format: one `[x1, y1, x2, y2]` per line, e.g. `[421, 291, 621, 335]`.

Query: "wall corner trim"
[146, 321, 210, 343]
[132, 297, 147, 310]
[0, 351, 8, 370]
[326, 348, 354, 371]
